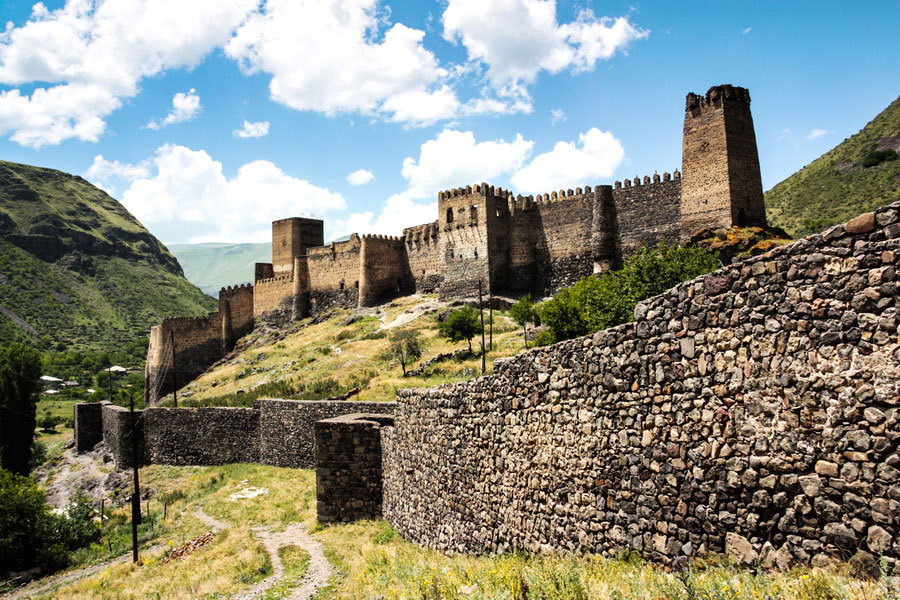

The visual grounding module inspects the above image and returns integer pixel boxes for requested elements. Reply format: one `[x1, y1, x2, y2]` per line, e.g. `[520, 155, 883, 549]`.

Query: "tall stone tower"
[271, 217, 324, 274]
[680, 84, 767, 237]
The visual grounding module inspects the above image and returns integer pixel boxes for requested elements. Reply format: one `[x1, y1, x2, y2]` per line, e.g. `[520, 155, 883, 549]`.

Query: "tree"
[0, 468, 50, 573]
[540, 243, 719, 343]
[438, 306, 480, 353]
[386, 330, 424, 376]
[0, 343, 42, 475]
[38, 412, 61, 433]
[508, 295, 540, 349]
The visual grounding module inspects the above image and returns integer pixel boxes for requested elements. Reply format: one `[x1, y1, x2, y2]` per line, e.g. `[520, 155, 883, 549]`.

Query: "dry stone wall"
[258, 399, 397, 468]
[382, 202, 900, 567]
[315, 413, 394, 523]
[76, 398, 395, 470]
[612, 175, 682, 259]
[144, 407, 259, 465]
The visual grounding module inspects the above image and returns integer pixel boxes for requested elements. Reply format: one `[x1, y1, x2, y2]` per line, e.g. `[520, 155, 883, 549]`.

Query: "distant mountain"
[0, 160, 216, 350]
[765, 96, 900, 237]
[167, 242, 269, 297]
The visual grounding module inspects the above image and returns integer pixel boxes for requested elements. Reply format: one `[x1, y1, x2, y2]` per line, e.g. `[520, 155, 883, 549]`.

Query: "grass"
[765, 95, 900, 237]
[170, 294, 532, 407]
[30, 462, 894, 599]
[0, 159, 215, 351]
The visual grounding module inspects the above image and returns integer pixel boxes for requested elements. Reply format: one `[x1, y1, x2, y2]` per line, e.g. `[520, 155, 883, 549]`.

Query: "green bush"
[540, 243, 719, 343]
[861, 148, 898, 168]
[534, 330, 556, 347]
[437, 306, 481, 353]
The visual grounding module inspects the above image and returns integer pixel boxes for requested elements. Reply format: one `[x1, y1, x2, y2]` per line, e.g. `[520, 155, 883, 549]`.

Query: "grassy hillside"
[0, 160, 215, 350]
[765, 96, 900, 237]
[167, 242, 268, 297]
[18, 462, 889, 599]
[167, 295, 529, 407]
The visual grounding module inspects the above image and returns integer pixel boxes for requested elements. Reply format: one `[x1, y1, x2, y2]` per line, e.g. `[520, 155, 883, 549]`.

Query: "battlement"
[685, 84, 751, 113]
[361, 234, 404, 243]
[159, 314, 216, 329]
[219, 283, 253, 298]
[255, 275, 293, 285]
[614, 170, 681, 189]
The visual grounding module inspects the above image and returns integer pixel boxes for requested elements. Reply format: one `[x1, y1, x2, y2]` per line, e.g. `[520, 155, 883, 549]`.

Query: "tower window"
[446, 207, 454, 223]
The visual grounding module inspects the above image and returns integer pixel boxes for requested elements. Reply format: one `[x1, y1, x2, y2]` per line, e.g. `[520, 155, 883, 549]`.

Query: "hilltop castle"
[146, 84, 766, 403]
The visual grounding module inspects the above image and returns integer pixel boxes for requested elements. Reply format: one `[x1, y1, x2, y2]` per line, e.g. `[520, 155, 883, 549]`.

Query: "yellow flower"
[800, 575, 809, 580]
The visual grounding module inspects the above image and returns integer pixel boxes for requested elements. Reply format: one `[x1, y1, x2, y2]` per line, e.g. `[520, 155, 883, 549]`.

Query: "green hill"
[168, 242, 269, 297]
[0, 160, 216, 351]
[765, 96, 900, 237]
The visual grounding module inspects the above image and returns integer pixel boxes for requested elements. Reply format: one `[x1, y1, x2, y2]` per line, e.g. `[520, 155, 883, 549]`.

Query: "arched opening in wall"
[737, 208, 747, 227]
[496, 209, 500, 218]
[446, 207, 453, 223]
[340, 280, 345, 291]
[470, 206, 478, 222]
[354, 281, 359, 288]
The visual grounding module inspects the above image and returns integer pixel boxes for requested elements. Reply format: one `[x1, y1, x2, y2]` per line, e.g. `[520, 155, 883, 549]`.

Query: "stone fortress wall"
[146, 84, 766, 403]
[379, 202, 900, 566]
[74, 399, 396, 469]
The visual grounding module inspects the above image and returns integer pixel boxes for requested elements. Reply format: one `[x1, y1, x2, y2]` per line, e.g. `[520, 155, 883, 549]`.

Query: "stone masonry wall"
[101, 403, 144, 469]
[382, 202, 900, 566]
[612, 174, 683, 261]
[359, 236, 413, 307]
[404, 222, 442, 293]
[143, 407, 259, 465]
[258, 399, 397, 468]
[253, 275, 294, 321]
[74, 401, 109, 452]
[146, 314, 224, 404]
[315, 413, 395, 523]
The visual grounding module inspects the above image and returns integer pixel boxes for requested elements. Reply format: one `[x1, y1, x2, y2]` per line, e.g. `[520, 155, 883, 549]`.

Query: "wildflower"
[800, 575, 809, 580]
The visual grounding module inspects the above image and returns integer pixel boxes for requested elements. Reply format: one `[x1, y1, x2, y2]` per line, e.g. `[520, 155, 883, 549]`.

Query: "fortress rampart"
[74, 399, 396, 469]
[379, 202, 900, 565]
[147, 84, 768, 402]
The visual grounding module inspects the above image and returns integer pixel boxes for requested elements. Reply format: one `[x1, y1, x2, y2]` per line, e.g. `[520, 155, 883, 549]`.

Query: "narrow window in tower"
[446, 207, 454, 223]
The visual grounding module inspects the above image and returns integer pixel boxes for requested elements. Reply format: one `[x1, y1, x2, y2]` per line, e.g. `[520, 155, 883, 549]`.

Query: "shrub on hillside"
[437, 306, 481, 353]
[540, 243, 719, 343]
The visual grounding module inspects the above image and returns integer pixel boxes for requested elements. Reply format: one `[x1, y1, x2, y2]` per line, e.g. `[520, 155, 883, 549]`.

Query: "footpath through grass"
[29, 461, 895, 599]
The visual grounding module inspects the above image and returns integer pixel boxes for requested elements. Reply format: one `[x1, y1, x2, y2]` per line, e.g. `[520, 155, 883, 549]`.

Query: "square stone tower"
[681, 84, 767, 237]
[271, 217, 324, 274]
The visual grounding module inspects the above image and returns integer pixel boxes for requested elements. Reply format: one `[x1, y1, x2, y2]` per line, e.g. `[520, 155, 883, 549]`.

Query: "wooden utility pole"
[478, 280, 486, 374]
[169, 330, 178, 407]
[488, 288, 493, 351]
[129, 394, 141, 564]
[106, 367, 113, 403]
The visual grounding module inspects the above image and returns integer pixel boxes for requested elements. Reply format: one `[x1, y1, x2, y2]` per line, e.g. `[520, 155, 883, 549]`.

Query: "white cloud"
[442, 0, 647, 92]
[510, 127, 624, 193]
[742, 27, 752, 34]
[84, 154, 151, 194]
[401, 129, 534, 198]
[233, 120, 270, 138]
[225, 0, 466, 126]
[146, 89, 202, 129]
[0, 0, 257, 146]
[550, 108, 565, 124]
[806, 128, 828, 140]
[334, 128, 534, 237]
[86, 144, 346, 243]
[332, 193, 437, 237]
[347, 169, 375, 186]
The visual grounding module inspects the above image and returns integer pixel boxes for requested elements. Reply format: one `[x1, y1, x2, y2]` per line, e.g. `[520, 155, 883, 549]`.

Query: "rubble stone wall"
[382, 203, 900, 566]
[143, 407, 260, 465]
[101, 403, 144, 469]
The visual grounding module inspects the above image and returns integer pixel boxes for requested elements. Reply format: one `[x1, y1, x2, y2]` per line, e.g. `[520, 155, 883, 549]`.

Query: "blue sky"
[0, 0, 897, 244]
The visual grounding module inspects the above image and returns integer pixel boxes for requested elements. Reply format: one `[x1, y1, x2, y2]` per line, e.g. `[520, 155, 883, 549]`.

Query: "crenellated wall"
[403, 222, 442, 293]
[359, 235, 413, 307]
[253, 275, 294, 322]
[612, 172, 683, 259]
[382, 202, 900, 565]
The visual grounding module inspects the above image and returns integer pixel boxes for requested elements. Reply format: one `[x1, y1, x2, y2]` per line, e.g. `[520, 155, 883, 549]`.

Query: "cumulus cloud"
[233, 120, 270, 138]
[347, 169, 375, 185]
[0, 0, 256, 147]
[146, 89, 202, 129]
[442, 0, 647, 93]
[401, 129, 534, 198]
[510, 127, 625, 193]
[550, 108, 565, 124]
[333, 128, 534, 237]
[806, 128, 828, 140]
[85, 144, 346, 243]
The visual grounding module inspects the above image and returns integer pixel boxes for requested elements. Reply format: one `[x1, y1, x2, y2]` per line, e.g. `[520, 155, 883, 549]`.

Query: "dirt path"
[2, 554, 131, 600]
[194, 508, 332, 600]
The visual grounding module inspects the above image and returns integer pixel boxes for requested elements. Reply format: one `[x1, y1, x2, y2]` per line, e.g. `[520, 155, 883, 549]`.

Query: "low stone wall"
[74, 401, 109, 452]
[144, 407, 259, 465]
[315, 413, 394, 523]
[78, 398, 396, 471]
[101, 403, 144, 469]
[259, 400, 397, 468]
[382, 203, 900, 566]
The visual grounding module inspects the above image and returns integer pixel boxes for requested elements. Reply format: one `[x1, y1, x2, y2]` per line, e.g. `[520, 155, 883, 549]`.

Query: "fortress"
[146, 84, 767, 403]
